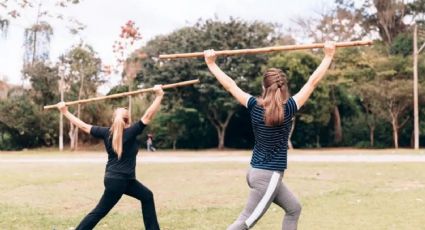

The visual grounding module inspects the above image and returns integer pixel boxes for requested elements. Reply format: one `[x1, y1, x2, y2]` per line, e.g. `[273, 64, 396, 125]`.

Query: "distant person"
[204, 41, 336, 230]
[55, 85, 164, 230]
[147, 134, 156, 152]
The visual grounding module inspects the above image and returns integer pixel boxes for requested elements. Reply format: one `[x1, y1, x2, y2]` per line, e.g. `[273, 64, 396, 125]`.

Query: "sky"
[0, 0, 336, 93]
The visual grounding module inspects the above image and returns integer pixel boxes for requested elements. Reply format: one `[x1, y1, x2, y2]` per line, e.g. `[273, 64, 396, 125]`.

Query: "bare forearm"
[63, 111, 92, 133]
[141, 95, 163, 124]
[207, 63, 237, 91]
[307, 56, 333, 87]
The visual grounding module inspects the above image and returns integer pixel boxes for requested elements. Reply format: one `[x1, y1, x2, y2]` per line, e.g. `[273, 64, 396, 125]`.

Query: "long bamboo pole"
[44, 79, 200, 110]
[159, 40, 373, 59]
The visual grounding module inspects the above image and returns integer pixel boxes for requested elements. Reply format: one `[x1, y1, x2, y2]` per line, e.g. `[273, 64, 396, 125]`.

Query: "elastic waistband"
[250, 166, 284, 175]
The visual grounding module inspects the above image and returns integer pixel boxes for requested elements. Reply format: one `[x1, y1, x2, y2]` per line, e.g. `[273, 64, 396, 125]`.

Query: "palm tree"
[23, 22, 53, 66]
[0, 18, 9, 38]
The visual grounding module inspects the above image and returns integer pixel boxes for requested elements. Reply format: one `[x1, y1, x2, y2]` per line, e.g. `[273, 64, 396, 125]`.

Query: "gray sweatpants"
[227, 167, 302, 230]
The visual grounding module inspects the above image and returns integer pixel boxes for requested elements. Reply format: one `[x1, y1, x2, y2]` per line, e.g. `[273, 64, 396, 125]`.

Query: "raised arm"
[293, 41, 336, 109]
[56, 102, 92, 134]
[141, 85, 164, 124]
[204, 49, 251, 107]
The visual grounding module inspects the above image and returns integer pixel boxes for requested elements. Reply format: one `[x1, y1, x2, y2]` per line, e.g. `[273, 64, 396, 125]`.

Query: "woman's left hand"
[56, 101, 68, 113]
[153, 85, 164, 97]
[204, 49, 217, 65]
[324, 41, 336, 58]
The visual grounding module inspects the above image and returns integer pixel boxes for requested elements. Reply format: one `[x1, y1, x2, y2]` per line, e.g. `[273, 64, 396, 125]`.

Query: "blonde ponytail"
[110, 113, 125, 159]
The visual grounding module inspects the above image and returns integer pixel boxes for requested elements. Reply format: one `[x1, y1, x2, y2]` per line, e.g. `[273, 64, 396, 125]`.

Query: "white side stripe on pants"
[245, 171, 280, 228]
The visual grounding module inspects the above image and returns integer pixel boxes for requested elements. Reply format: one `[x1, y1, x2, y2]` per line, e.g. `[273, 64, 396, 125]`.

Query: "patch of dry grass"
[0, 151, 425, 229]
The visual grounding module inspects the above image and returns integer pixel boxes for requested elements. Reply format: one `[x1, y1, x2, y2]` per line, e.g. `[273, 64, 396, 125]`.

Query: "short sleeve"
[90, 126, 109, 139]
[285, 97, 298, 118]
[125, 120, 146, 138]
[246, 96, 257, 111]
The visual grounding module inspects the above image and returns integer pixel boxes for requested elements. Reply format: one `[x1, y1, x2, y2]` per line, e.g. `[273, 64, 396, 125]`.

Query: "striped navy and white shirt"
[246, 96, 298, 172]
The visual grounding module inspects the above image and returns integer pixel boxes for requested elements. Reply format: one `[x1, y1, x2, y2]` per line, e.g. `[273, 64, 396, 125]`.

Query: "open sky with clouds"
[0, 0, 335, 93]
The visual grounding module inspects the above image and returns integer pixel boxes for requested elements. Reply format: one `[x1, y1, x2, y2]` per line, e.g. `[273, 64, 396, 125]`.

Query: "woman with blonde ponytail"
[110, 108, 127, 159]
[56, 85, 164, 230]
[204, 41, 336, 230]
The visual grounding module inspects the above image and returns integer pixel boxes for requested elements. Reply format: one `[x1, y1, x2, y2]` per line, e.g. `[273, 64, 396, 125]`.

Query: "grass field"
[0, 150, 425, 230]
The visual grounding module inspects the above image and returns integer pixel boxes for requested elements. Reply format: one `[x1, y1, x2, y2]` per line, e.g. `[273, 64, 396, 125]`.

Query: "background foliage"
[1, 0, 425, 150]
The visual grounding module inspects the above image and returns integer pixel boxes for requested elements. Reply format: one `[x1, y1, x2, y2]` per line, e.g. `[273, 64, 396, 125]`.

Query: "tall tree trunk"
[31, 3, 41, 65]
[365, 110, 375, 147]
[207, 110, 235, 150]
[173, 139, 177, 150]
[288, 118, 296, 149]
[217, 126, 226, 150]
[391, 117, 399, 148]
[370, 126, 375, 147]
[69, 122, 76, 150]
[380, 23, 392, 45]
[73, 70, 85, 151]
[31, 30, 37, 65]
[333, 105, 342, 144]
[316, 134, 321, 148]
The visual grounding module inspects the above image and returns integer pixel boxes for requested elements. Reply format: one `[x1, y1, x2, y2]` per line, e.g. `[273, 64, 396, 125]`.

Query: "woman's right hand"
[56, 101, 68, 113]
[204, 49, 217, 65]
[153, 85, 164, 97]
[324, 41, 336, 58]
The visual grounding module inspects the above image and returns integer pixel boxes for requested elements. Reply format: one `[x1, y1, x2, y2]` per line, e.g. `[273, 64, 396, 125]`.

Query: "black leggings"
[76, 177, 160, 230]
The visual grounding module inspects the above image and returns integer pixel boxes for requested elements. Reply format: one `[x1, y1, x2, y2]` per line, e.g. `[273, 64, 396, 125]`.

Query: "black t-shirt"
[90, 120, 146, 179]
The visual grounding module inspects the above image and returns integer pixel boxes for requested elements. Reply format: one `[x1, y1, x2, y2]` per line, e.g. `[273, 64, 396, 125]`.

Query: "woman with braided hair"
[203, 41, 336, 230]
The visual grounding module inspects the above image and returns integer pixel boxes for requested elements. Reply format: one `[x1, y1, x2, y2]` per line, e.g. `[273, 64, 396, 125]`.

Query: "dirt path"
[1, 153, 425, 163]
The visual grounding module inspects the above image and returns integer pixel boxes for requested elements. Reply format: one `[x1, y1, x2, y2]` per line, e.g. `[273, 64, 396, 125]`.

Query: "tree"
[295, 3, 366, 42]
[295, 4, 368, 145]
[0, 17, 8, 37]
[352, 47, 414, 148]
[363, 79, 412, 148]
[0, 62, 61, 150]
[367, 0, 407, 45]
[390, 32, 414, 56]
[22, 61, 59, 106]
[0, 0, 83, 37]
[151, 106, 197, 150]
[106, 84, 129, 107]
[122, 57, 142, 122]
[1, 56, 109, 150]
[0, 94, 58, 149]
[113, 20, 143, 121]
[23, 22, 53, 66]
[139, 18, 277, 149]
[325, 45, 379, 145]
[62, 44, 104, 150]
[354, 82, 381, 147]
[1, 0, 84, 73]
[0, 62, 58, 150]
[407, 0, 425, 23]
[335, 0, 424, 46]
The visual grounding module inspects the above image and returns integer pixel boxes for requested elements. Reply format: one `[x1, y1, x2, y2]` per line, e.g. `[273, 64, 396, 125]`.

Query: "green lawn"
[0, 152, 424, 229]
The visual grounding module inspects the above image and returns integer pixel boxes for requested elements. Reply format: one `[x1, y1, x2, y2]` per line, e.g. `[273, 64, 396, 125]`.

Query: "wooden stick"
[44, 79, 200, 110]
[159, 40, 373, 59]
